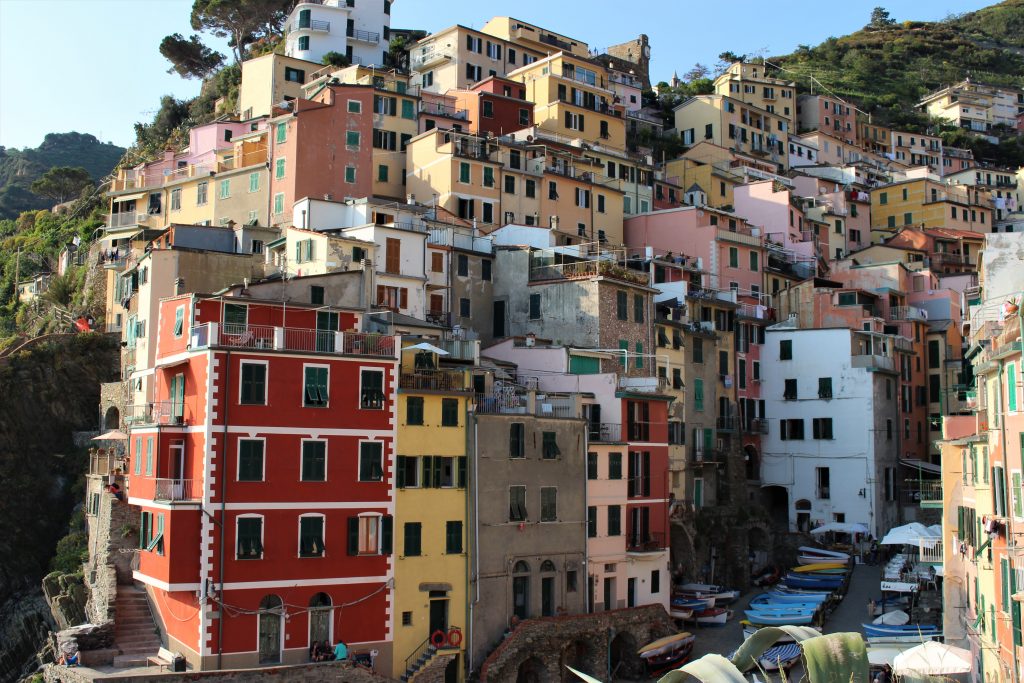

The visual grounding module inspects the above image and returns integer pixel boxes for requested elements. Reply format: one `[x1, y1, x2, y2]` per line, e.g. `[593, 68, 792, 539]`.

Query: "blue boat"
[758, 592, 828, 604]
[672, 597, 714, 610]
[744, 610, 817, 626]
[750, 598, 822, 611]
[784, 574, 844, 589]
[767, 588, 831, 600]
[862, 623, 939, 638]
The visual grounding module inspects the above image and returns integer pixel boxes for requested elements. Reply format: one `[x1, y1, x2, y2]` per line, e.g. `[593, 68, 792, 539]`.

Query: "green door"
[694, 478, 704, 508]
[316, 311, 338, 352]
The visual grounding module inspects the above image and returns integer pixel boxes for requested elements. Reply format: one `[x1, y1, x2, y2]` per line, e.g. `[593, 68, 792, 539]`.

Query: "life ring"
[431, 629, 447, 648]
[446, 628, 462, 648]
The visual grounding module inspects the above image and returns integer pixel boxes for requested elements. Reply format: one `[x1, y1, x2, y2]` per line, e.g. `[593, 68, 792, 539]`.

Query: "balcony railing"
[890, 306, 928, 322]
[190, 323, 398, 358]
[411, 47, 454, 71]
[589, 422, 622, 442]
[419, 100, 469, 120]
[436, 338, 479, 363]
[399, 369, 468, 392]
[154, 478, 199, 502]
[347, 28, 380, 44]
[288, 19, 330, 33]
[716, 415, 736, 431]
[916, 480, 943, 506]
[851, 354, 896, 372]
[125, 402, 190, 427]
[627, 532, 666, 553]
[107, 212, 145, 229]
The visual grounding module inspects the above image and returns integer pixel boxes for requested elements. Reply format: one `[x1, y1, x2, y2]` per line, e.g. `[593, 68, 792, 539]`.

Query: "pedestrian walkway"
[823, 563, 883, 635]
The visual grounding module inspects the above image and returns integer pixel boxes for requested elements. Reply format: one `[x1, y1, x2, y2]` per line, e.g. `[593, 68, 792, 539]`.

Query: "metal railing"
[589, 422, 622, 442]
[125, 402, 190, 426]
[154, 478, 198, 502]
[890, 306, 928, 322]
[107, 213, 144, 229]
[716, 415, 736, 431]
[917, 480, 943, 504]
[627, 532, 666, 552]
[436, 338, 479, 363]
[399, 369, 467, 392]
[851, 354, 896, 372]
[748, 418, 769, 434]
[288, 19, 330, 33]
[190, 323, 398, 358]
[419, 100, 469, 120]
[347, 28, 379, 44]
[411, 47, 454, 71]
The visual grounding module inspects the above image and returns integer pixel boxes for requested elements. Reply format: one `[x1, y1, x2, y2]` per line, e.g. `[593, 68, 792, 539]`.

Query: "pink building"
[733, 180, 820, 267]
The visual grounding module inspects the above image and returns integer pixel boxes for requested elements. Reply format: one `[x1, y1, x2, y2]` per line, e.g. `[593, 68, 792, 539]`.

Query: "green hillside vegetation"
[0, 133, 124, 220]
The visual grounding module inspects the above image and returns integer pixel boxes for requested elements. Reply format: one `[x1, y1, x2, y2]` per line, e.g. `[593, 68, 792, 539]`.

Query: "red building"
[126, 293, 398, 669]
[451, 76, 534, 137]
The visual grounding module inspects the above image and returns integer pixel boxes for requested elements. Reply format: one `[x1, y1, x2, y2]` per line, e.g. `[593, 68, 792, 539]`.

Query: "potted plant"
[1004, 297, 1019, 316]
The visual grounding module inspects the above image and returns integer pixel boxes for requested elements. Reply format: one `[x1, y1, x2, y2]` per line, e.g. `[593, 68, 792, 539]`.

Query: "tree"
[321, 51, 351, 68]
[29, 168, 93, 205]
[190, 0, 291, 64]
[869, 7, 896, 28]
[684, 63, 710, 82]
[718, 51, 746, 64]
[159, 33, 225, 79]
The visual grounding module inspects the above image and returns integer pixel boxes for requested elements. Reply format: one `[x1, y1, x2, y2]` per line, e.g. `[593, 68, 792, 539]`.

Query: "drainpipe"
[216, 349, 231, 669]
[468, 419, 480, 672]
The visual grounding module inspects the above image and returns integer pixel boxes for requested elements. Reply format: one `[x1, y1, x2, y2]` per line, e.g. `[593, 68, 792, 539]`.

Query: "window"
[781, 419, 804, 440]
[406, 396, 424, 425]
[237, 517, 263, 559]
[276, 122, 287, 144]
[617, 290, 628, 320]
[348, 99, 362, 113]
[238, 439, 264, 481]
[170, 188, 181, 211]
[510, 486, 527, 521]
[284, 66, 305, 83]
[587, 506, 597, 537]
[587, 452, 598, 480]
[345, 130, 360, 149]
[780, 339, 793, 360]
[609, 452, 622, 480]
[542, 432, 560, 459]
[446, 521, 463, 554]
[482, 259, 491, 281]
[219, 179, 231, 199]
[525, 179, 536, 198]
[459, 162, 470, 184]
[348, 514, 391, 556]
[540, 487, 557, 522]
[301, 440, 327, 481]
[441, 398, 459, 427]
[607, 505, 621, 536]
[299, 516, 325, 557]
[196, 181, 208, 205]
[459, 297, 471, 317]
[483, 167, 495, 188]
[304, 366, 329, 407]
[548, 181, 558, 200]
[519, 108, 530, 125]
[816, 467, 831, 499]
[274, 193, 284, 215]
[357, 441, 384, 482]
[360, 370, 384, 409]
[818, 377, 832, 399]
[729, 247, 738, 268]
[396, 455, 419, 488]
[694, 378, 704, 412]
[749, 251, 759, 271]
[812, 418, 834, 439]
[634, 294, 644, 323]
[879, 192, 887, 205]
[784, 378, 797, 400]
[275, 157, 286, 179]
[510, 423, 525, 458]
[692, 338, 703, 364]
[529, 293, 541, 319]
[345, 166, 356, 183]
[403, 522, 422, 556]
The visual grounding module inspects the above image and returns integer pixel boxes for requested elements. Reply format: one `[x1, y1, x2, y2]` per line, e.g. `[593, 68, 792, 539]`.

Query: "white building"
[761, 324, 900, 538]
[284, 0, 393, 67]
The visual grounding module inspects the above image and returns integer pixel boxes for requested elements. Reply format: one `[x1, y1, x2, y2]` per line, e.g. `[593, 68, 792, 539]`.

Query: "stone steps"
[112, 586, 161, 667]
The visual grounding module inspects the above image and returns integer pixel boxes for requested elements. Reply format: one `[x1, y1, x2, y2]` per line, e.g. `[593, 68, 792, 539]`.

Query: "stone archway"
[609, 631, 641, 680]
[559, 639, 594, 682]
[103, 406, 120, 431]
[744, 443, 759, 480]
[515, 656, 546, 683]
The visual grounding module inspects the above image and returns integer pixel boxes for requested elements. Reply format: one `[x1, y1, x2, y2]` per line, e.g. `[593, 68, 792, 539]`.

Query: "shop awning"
[112, 192, 146, 203]
[900, 458, 941, 474]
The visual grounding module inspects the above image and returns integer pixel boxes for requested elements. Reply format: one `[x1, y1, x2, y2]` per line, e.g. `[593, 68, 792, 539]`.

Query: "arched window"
[540, 560, 556, 573]
[512, 561, 530, 620]
[513, 560, 530, 574]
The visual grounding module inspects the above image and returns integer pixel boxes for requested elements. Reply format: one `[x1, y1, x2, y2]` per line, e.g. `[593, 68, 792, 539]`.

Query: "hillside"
[0, 133, 125, 220]
[767, 0, 1024, 129]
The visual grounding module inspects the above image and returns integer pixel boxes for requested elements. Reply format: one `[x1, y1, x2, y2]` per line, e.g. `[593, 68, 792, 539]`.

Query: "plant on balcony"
[1004, 297, 1019, 316]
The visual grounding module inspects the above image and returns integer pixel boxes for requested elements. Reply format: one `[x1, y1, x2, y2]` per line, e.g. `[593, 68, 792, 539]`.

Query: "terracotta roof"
[922, 227, 986, 239]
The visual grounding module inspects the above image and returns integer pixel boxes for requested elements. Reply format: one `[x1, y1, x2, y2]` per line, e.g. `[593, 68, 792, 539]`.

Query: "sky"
[0, 0, 997, 151]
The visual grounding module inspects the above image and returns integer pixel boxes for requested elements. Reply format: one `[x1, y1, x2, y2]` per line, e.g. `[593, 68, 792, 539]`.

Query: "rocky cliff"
[0, 333, 119, 682]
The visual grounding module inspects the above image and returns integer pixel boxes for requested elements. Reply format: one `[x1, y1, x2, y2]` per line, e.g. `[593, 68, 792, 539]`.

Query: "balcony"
[618, 376, 669, 394]
[917, 480, 943, 508]
[154, 478, 199, 503]
[435, 338, 480, 363]
[411, 46, 454, 71]
[190, 323, 398, 358]
[125, 402, 190, 427]
[106, 212, 146, 229]
[748, 418, 769, 434]
[851, 354, 896, 373]
[347, 28, 380, 44]
[716, 415, 736, 431]
[399, 369, 469, 392]
[288, 19, 330, 33]
[419, 101, 469, 121]
[589, 422, 623, 442]
[889, 306, 928, 322]
[627, 532, 666, 553]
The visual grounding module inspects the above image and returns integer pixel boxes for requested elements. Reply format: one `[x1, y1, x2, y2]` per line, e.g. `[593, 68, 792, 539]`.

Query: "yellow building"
[392, 343, 471, 682]
[480, 17, 590, 58]
[509, 53, 627, 151]
[869, 177, 993, 241]
[713, 62, 797, 124]
[239, 52, 322, 120]
[673, 94, 790, 172]
[919, 79, 1024, 132]
[665, 141, 787, 210]
[409, 25, 545, 94]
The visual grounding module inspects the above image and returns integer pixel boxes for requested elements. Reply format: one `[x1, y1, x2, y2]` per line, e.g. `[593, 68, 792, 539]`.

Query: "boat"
[752, 565, 782, 586]
[768, 588, 832, 600]
[669, 607, 694, 621]
[798, 546, 851, 560]
[691, 608, 732, 626]
[675, 583, 741, 605]
[873, 610, 910, 626]
[791, 562, 847, 573]
[671, 596, 715, 610]
[638, 632, 696, 677]
[744, 610, 816, 626]
[783, 574, 844, 590]
[862, 623, 939, 638]
[750, 596, 822, 611]
[758, 643, 803, 671]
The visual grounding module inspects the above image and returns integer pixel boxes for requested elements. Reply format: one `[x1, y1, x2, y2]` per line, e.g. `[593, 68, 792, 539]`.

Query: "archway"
[258, 594, 283, 664]
[560, 639, 593, 683]
[743, 444, 759, 480]
[516, 656, 546, 683]
[308, 592, 332, 651]
[512, 560, 530, 620]
[103, 406, 120, 431]
[795, 498, 812, 533]
[609, 631, 641, 680]
[747, 525, 770, 572]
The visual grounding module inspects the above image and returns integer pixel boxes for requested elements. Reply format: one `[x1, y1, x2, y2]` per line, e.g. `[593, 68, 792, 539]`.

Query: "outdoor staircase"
[111, 586, 162, 667]
[401, 646, 458, 683]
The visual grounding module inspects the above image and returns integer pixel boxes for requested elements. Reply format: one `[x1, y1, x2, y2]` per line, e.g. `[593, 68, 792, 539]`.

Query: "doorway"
[627, 578, 636, 608]
[258, 594, 283, 664]
[603, 577, 615, 611]
[316, 311, 338, 352]
[429, 594, 448, 642]
[308, 592, 332, 650]
[492, 300, 506, 338]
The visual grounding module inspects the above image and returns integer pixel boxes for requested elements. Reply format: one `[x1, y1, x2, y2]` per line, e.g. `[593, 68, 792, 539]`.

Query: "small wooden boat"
[744, 610, 816, 626]
[784, 574, 844, 589]
[638, 632, 696, 676]
[675, 583, 740, 605]
[791, 562, 847, 573]
[669, 607, 694, 621]
[862, 623, 939, 638]
[768, 588, 831, 600]
[750, 596, 822, 611]
[798, 546, 851, 560]
[691, 607, 732, 626]
[759, 643, 803, 671]
[672, 596, 715, 610]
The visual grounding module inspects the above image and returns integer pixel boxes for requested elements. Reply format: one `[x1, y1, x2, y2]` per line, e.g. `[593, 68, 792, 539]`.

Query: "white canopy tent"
[810, 522, 869, 536]
[893, 641, 971, 675]
[880, 522, 942, 548]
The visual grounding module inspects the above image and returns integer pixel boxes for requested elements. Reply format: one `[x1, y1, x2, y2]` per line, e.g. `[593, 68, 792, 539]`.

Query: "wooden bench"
[147, 647, 176, 671]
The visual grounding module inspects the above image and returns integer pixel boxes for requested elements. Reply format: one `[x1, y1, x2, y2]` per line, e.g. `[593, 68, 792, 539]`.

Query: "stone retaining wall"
[42, 661, 397, 683]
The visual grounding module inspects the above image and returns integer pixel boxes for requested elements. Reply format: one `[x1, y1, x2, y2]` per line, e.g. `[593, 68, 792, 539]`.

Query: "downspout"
[216, 349, 231, 669]
[468, 419, 480, 672]
[583, 424, 590, 614]
[1014, 301, 1023, 683]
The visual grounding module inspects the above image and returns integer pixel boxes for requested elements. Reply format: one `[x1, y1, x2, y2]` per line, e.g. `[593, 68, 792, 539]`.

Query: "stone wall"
[477, 605, 675, 683]
[42, 661, 397, 683]
[84, 473, 137, 625]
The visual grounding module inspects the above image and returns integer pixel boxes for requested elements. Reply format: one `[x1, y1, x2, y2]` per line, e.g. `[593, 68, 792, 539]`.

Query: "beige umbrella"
[93, 430, 128, 440]
[893, 641, 971, 675]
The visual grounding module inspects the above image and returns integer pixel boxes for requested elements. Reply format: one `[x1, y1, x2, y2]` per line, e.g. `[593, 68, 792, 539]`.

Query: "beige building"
[239, 53, 324, 120]
[713, 62, 797, 124]
[673, 95, 790, 172]
[408, 25, 544, 94]
[481, 17, 590, 58]
[919, 79, 1024, 133]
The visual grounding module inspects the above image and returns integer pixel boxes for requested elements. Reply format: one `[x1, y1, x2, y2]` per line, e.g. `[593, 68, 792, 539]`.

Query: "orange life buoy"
[431, 629, 446, 648]
[446, 627, 462, 648]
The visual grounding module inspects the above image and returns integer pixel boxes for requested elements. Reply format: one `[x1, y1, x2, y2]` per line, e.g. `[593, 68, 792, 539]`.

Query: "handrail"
[405, 634, 432, 673]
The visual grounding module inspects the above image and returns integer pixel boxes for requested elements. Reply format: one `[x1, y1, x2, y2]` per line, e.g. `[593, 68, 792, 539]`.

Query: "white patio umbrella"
[893, 641, 971, 675]
[92, 430, 128, 441]
[809, 522, 869, 535]
[402, 342, 449, 355]
[880, 522, 941, 548]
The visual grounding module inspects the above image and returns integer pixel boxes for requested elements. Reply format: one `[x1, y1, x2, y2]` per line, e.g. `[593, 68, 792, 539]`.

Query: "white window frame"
[300, 438, 329, 482]
[237, 437, 267, 482]
[297, 512, 326, 558]
[235, 513, 265, 560]
[238, 360, 269, 406]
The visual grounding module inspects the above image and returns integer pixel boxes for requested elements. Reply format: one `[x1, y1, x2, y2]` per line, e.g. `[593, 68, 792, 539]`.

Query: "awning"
[900, 458, 941, 474]
[113, 192, 146, 203]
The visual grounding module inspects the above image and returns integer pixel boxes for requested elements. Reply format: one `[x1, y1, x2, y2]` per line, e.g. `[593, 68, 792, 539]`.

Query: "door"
[492, 300, 506, 338]
[169, 441, 185, 499]
[603, 577, 614, 611]
[429, 598, 448, 641]
[170, 373, 185, 422]
[316, 311, 338, 352]
[512, 576, 529, 619]
[541, 577, 554, 616]
[309, 608, 331, 646]
[258, 597, 282, 664]
[627, 578, 637, 608]
[694, 478, 704, 509]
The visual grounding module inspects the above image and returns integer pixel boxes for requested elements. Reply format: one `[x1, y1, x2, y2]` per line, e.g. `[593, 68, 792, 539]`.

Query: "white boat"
[692, 608, 732, 626]
[797, 546, 851, 564]
[675, 583, 740, 605]
[873, 610, 910, 626]
[669, 607, 694, 620]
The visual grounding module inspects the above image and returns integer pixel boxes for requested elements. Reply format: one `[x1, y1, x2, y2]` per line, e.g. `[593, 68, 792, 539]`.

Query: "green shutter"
[396, 456, 406, 489]
[144, 438, 153, 476]
[635, 342, 643, 369]
[1003, 559, 1011, 612]
[618, 340, 628, 368]
[1013, 567, 1023, 646]
[421, 456, 433, 487]
[703, 428, 713, 450]
[457, 457, 467, 488]
[347, 517, 359, 555]
[381, 516, 393, 554]
[1009, 362, 1018, 413]
[401, 99, 415, 119]
[694, 378, 704, 411]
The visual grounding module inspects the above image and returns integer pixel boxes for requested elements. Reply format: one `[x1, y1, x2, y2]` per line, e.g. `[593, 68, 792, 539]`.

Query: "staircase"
[111, 586, 161, 667]
[401, 645, 458, 683]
